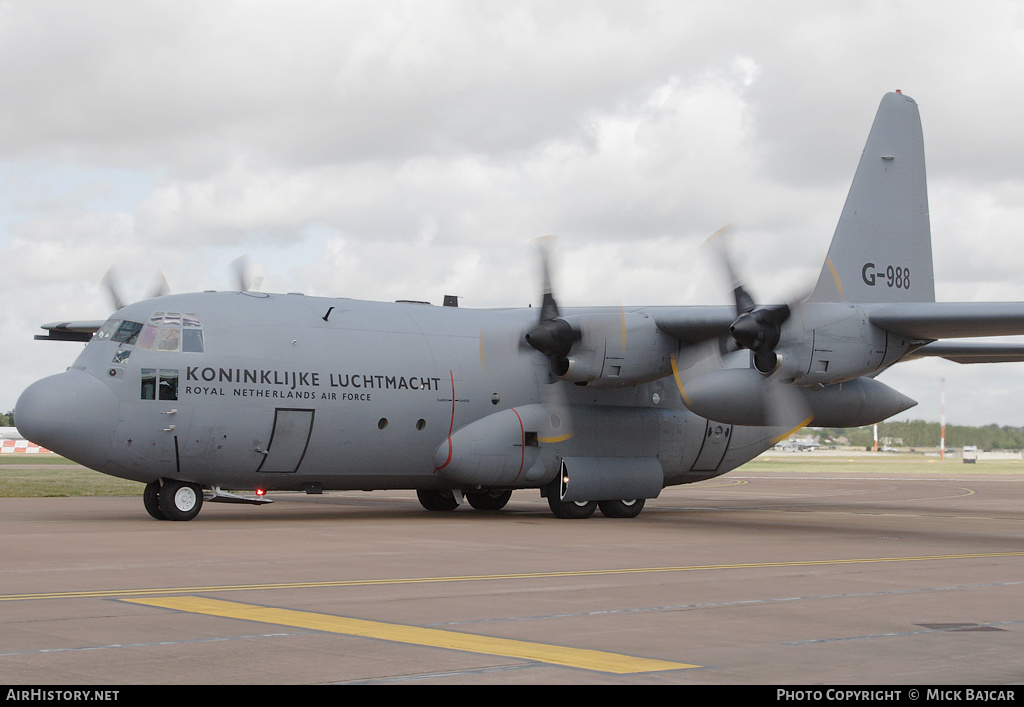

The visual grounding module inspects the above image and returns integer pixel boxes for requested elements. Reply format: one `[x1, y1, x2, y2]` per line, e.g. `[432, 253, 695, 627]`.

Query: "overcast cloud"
[4, 0, 1024, 427]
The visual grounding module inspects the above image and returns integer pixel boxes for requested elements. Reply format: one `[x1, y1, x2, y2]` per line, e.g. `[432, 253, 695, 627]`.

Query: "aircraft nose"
[16, 370, 118, 469]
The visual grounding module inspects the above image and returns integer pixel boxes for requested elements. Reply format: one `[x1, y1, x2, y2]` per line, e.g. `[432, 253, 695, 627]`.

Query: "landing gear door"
[692, 420, 733, 472]
[257, 408, 315, 473]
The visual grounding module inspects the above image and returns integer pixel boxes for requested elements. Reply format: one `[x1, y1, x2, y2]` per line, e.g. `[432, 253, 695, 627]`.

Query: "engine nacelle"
[780, 304, 912, 387]
[681, 368, 916, 427]
[803, 377, 917, 427]
[557, 311, 676, 388]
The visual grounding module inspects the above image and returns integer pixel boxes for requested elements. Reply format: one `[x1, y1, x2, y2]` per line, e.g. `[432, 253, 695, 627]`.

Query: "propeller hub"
[525, 318, 577, 359]
[729, 313, 762, 349]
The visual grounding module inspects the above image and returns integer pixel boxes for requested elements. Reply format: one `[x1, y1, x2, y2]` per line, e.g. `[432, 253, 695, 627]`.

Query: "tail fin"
[809, 91, 935, 304]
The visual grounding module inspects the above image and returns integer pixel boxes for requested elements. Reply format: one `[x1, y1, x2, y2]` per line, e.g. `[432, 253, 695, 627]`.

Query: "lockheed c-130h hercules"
[16, 91, 1024, 521]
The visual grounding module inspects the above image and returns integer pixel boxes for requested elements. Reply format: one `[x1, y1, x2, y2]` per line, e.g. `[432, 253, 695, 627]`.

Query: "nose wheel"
[144, 479, 204, 521]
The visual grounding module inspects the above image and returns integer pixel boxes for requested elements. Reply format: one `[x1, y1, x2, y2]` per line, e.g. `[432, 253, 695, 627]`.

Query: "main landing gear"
[144, 479, 204, 521]
[415, 488, 514, 512]
[415, 488, 645, 518]
[547, 496, 645, 519]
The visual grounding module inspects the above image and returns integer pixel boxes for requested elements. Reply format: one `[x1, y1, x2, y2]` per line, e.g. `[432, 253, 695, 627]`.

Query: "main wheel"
[547, 495, 597, 519]
[143, 480, 166, 520]
[416, 489, 460, 511]
[466, 489, 513, 511]
[598, 498, 645, 518]
[157, 480, 203, 521]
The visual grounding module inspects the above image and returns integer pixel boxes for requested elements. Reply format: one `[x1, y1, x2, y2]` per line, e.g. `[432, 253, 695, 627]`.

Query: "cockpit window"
[137, 325, 158, 350]
[93, 319, 121, 341]
[138, 312, 205, 353]
[111, 321, 144, 345]
[155, 327, 181, 352]
[94, 319, 144, 344]
[182, 328, 204, 353]
[99, 313, 204, 352]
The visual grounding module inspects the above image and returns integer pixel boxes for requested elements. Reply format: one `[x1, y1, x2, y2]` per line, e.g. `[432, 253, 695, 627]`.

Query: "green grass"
[0, 454, 80, 466]
[746, 452, 1024, 475]
[1, 450, 1020, 499]
[0, 455, 144, 497]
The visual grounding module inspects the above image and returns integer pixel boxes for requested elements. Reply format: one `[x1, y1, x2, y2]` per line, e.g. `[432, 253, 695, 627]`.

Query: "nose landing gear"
[143, 479, 204, 521]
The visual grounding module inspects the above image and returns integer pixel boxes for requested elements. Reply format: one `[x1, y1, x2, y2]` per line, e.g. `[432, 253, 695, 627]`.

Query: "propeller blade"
[231, 256, 253, 292]
[101, 268, 126, 311]
[765, 377, 814, 442]
[534, 236, 560, 322]
[523, 236, 575, 443]
[703, 225, 757, 315]
[149, 272, 170, 299]
[704, 225, 797, 371]
[525, 236, 580, 373]
[538, 378, 574, 444]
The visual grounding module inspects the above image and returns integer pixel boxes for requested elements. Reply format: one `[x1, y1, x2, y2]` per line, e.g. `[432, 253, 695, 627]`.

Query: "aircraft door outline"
[257, 408, 315, 473]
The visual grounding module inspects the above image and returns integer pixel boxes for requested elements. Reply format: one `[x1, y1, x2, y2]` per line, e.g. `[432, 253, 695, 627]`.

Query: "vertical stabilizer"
[809, 92, 935, 303]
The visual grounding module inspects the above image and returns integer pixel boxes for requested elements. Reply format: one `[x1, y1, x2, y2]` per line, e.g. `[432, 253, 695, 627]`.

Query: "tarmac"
[1, 467, 1022, 685]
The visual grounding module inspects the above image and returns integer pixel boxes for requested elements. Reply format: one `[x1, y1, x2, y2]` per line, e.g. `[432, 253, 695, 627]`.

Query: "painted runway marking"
[3, 551, 1023, 602]
[121, 596, 698, 674]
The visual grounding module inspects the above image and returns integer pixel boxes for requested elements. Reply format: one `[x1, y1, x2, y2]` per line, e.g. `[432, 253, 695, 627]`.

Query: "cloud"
[4, 1, 1024, 427]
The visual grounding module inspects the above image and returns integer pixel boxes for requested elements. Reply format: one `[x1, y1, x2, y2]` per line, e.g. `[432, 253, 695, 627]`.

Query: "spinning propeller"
[522, 237, 577, 443]
[524, 237, 581, 377]
[101, 257, 260, 313]
[706, 226, 793, 375]
[101, 268, 170, 311]
[682, 227, 813, 434]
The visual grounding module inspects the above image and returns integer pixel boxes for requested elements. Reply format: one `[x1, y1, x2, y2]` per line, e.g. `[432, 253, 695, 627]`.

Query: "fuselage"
[16, 291, 780, 495]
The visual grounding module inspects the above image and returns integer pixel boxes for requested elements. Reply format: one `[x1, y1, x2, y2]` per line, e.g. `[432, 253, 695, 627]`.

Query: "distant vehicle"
[15, 91, 1024, 521]
[776, 435, 821, 452]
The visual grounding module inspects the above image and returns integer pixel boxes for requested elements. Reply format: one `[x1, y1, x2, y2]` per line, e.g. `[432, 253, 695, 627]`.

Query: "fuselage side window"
[141, 369, 157, 400]
[158, 369, 178, 401]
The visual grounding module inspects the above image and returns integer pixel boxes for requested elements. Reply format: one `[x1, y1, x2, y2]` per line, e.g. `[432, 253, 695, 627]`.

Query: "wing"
[650, 306, 736, 344]
[867, 302, 1024, 339]
[35, 321, 105, 342]
[903, 341, 1024, 364]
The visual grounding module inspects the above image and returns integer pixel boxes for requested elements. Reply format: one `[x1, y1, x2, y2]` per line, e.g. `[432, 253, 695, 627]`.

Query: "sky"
[4, 0, 1024, 428]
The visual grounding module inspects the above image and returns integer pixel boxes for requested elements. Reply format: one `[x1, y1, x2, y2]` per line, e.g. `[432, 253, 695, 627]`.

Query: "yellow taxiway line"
[122, 595, 698, 674]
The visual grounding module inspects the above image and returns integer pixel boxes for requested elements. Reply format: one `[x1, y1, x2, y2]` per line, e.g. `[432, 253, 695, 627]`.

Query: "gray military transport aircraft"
[16, 91, 1024, 521]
